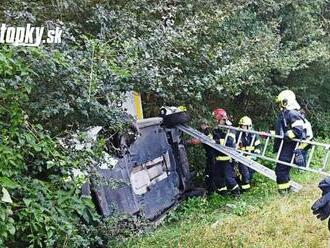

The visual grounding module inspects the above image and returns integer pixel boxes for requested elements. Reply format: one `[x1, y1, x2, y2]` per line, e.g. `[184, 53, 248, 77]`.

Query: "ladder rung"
[250, 134, 256, 148]
[306, 145, 315, 168]
[276, 140, 284, 161]
[322, 149, 330, 170]
[239, 149, 330, 176]
[262, 136, 270, 156]
[290, 142, 299, 165]
[236, 131, 243, 148]
[223, 129, 230, 145]
[217, 124, 330, 149]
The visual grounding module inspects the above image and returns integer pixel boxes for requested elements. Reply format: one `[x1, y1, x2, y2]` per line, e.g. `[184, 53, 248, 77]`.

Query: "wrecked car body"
[88, 117, 197, 220]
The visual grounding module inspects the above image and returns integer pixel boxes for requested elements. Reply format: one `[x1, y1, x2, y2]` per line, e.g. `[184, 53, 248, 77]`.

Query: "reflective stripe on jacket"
[213, 126, 236, 158]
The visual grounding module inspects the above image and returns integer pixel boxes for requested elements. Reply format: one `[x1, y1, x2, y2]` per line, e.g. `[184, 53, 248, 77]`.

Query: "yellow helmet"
[276, 90, 296, 108]
[239, 116, 252, 126]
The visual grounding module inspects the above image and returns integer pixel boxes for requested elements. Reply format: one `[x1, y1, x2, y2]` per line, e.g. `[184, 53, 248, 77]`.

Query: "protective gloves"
[294, 149, 305, 167]
[311, 192, 330, 221]
[312, 177, 330, 231]
[285, 130, 296, 141]
[318, 177, 330, 195]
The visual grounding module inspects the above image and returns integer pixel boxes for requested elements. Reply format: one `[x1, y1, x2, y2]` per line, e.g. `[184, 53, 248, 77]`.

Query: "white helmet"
[276, 90, 300, 110]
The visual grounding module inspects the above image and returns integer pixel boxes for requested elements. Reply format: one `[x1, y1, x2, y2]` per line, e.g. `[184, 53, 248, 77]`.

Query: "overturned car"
[83, 113, 201, 220]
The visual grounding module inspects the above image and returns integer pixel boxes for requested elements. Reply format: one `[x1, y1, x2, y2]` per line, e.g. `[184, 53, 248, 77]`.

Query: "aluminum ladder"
[177, 125, 302, 192]
[217, 124, 330, 177]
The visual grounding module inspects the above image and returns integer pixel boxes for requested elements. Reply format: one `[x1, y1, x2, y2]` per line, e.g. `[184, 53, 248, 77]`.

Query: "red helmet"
[212, 108, 228, 121]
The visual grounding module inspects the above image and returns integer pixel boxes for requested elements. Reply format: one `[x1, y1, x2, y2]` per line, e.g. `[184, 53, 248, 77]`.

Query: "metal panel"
[136, 173, 180, 220]
[90, 117, 185, 219]
[129, 121, 170, 165]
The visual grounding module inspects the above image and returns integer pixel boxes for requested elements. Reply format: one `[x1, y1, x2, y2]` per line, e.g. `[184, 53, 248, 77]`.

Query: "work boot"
[206, 190, 214, 196]
[240, 183, 251, 192]
[216, 186, 228, 196]
[278, 186, 294, 195]
[230, 185, 240, 197]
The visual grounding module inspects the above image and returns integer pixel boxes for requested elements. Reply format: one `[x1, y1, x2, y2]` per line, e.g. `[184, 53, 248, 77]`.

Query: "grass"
[120, 170, 330, 248]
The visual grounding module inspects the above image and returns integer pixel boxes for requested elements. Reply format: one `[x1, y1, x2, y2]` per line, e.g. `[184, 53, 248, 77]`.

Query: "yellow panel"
[133, 91, 143, 120]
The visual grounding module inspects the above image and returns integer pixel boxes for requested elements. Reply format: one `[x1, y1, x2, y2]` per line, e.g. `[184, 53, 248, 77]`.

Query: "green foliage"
[1, 0, 329, 131]
[0, 48, 103, 247]
[13, 41, 131, 134]
[185, 145, 207, 184]
[0, 0, 329, 246]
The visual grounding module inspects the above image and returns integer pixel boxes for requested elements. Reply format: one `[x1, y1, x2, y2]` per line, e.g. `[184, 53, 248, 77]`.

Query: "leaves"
[0, 0, 329, 247]
[0, 177, 19, 189]
[1, 187, 13, 204]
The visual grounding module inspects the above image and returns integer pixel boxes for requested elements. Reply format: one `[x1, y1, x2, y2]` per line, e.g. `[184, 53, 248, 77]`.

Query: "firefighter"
[186, 120, 215, 194]
[212, 108, 240, 196]
[312, 177, 330, 231]
[236, 116, 261, 190]
[200, 120, 216, 193]
[274, 90, 306, 193]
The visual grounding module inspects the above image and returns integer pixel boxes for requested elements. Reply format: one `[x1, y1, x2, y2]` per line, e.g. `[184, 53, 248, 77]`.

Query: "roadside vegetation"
[0, 0, 329, 247]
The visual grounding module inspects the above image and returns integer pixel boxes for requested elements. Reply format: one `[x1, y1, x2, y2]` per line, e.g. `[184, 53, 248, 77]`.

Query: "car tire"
[161, 112, 191, 128]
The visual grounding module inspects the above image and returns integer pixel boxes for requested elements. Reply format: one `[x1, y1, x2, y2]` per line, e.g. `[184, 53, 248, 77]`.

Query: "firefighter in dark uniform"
[236, 116, 261, 191]
[186, 120, 215, 194]
[274, 90, 306, 193]
[200, 121, 216, 193]
[312, 177, 330, 231]
[212, 108, 240, 196]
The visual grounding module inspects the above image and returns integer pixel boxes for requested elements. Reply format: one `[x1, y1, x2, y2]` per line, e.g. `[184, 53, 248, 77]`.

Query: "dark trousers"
[204, 153, 215, 192]
[275, 162, 292, 184]
[275, 144, 295, 184]
[248, 168, 255, 181]
[213, 160, 238, 190]
[238, 163, 250, 184]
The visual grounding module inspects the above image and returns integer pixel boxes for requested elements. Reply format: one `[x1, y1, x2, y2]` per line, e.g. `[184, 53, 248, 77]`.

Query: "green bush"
[0, 0, 329, 246]
[0, 47, 101, 247]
